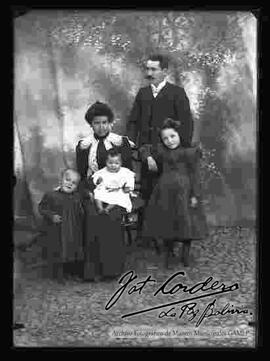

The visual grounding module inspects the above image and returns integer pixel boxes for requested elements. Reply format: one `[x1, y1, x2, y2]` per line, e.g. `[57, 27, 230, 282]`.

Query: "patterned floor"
[13, 226, 257, 348]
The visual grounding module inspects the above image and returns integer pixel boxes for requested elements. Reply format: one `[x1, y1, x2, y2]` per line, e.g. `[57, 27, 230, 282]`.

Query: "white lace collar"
[79, 132, 135, 176]
[79, 131, 123, 150]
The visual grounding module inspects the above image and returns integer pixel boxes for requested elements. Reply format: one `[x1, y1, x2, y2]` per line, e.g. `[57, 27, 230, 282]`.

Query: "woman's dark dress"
[143, 145, 208, 240]
[38, 190, 84, 265]
[76, 135, 133, 279]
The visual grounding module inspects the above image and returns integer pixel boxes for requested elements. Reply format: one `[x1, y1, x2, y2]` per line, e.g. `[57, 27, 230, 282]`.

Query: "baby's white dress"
[92, 167, 135, 212]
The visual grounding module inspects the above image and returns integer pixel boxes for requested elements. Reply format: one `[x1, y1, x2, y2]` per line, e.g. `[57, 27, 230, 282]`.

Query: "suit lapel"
[146, 85, 154, 99]
[143, 82, 171, 100]
[155, 82, 171, 99]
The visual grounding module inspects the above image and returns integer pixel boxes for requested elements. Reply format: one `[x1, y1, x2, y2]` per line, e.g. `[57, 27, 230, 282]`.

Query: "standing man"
[127, 53, 194, 212]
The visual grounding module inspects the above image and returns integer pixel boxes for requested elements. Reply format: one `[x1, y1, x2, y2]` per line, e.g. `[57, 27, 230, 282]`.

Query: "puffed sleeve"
[75, 141, 94, 198]
[185, 147, 202, 198]
[76, 141, 89, 179]
[38, 192, 56, 222]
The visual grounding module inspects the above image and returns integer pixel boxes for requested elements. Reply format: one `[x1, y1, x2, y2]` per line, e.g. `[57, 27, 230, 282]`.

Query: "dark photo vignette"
[11, 4, 262, 351]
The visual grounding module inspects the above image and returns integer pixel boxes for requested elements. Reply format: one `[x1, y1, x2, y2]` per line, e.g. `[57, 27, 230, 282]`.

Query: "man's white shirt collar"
[151, 78, 167, 97]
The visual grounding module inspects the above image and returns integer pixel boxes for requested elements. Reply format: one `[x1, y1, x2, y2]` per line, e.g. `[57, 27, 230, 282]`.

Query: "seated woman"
[76, 101, 135, 281]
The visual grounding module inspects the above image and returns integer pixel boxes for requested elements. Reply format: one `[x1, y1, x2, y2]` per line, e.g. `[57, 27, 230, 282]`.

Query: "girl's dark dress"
[76, 135, 133, 280]
[38, 190, 84, 266]
[143, 144, 208, 240]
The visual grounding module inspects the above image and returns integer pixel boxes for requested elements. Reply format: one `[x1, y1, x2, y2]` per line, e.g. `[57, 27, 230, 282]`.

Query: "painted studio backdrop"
[14, 10, 257, 228]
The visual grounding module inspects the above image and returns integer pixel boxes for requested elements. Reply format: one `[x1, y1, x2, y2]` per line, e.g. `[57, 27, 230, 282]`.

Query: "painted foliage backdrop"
[14, 10, 257, 227]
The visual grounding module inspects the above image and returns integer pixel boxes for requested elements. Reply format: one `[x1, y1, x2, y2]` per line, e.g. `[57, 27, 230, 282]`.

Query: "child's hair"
[61, 168, 81, 181]
[106, 147, 122, 160]
[160, 118, 181, 133]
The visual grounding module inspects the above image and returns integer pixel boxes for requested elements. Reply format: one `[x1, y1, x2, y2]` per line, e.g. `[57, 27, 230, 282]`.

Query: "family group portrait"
[13, 8, 257, 348]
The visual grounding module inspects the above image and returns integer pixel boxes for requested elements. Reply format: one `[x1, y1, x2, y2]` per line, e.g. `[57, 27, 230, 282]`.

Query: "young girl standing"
[38, 168, 84, 282]
[142, 118, 208, 268]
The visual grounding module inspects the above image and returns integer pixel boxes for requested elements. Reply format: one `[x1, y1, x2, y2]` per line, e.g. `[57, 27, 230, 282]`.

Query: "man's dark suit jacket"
[127, 82, 193, 153]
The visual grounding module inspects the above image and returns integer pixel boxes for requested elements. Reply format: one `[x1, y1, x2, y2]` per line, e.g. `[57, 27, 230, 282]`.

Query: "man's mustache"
[145, 75, 154, 80]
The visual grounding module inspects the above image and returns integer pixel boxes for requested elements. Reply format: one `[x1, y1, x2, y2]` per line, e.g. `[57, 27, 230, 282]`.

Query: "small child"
[38, 168, 84, 282]
[91, 148, 135, 214]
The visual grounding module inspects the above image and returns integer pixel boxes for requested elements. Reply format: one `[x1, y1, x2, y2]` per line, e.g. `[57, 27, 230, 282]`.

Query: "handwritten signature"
[105, 271, 251, 327]
[158, 299, 251, 327]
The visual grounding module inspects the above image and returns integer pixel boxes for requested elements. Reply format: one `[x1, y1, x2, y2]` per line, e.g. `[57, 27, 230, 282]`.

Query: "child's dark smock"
[38, 189, 84, 263]
[143, 144, 208, 240]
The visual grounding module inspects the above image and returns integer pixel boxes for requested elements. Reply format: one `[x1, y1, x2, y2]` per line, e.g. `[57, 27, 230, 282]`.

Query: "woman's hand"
[190, 197, 198, 208]
[52, 214, 62, 223]
[147, 156, 158, 172]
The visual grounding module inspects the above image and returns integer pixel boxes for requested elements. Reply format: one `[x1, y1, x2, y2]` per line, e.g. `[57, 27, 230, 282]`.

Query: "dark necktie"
[95, 133, 109, 169]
